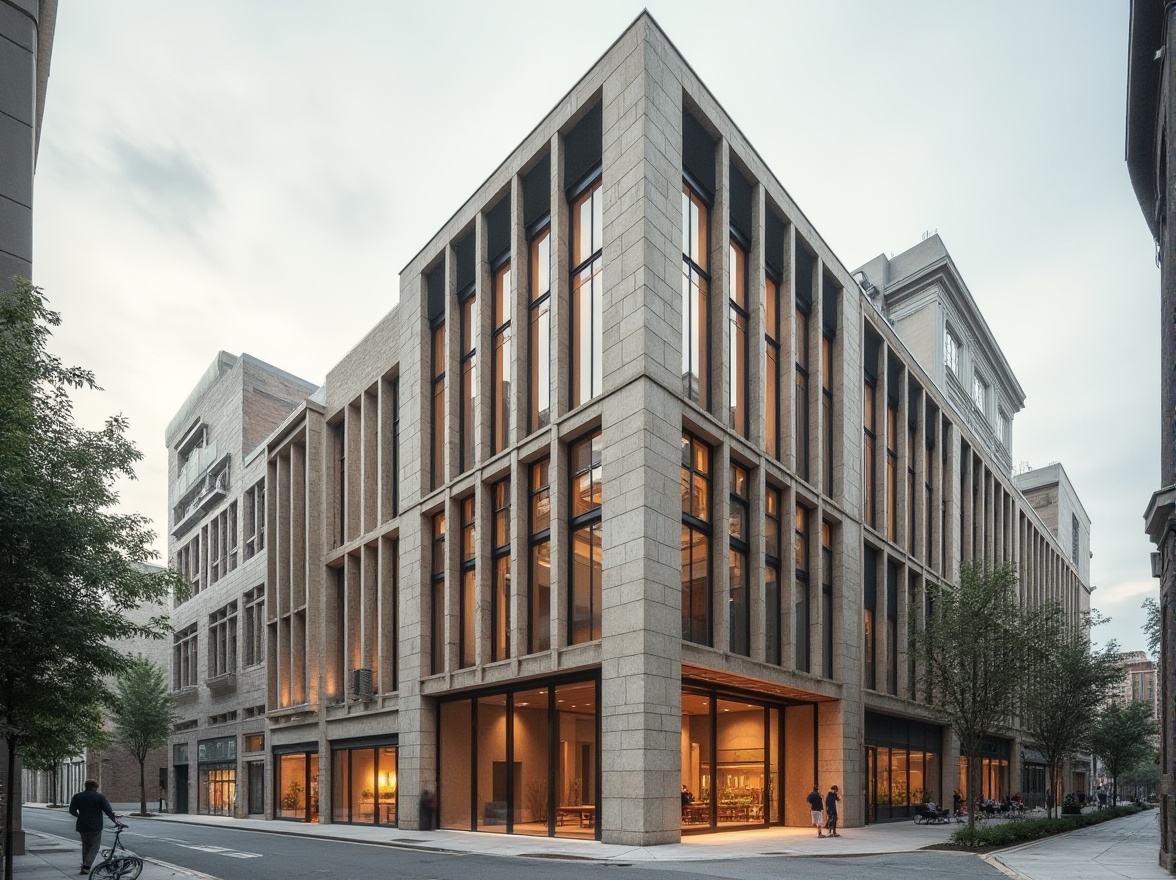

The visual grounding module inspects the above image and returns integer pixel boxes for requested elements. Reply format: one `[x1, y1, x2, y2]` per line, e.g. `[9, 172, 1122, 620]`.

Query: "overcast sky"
[31, 1, 1158, 652]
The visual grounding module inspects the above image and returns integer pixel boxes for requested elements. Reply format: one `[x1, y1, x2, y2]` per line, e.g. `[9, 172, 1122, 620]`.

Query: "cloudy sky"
[32, 1, 1158, 652]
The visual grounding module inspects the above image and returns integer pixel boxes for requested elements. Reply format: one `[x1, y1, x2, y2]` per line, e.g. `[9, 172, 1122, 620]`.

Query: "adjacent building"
[1113, 650, 1160, 723]
[1126, 0, 1176, 869]
[235, 13, 1091, 846]
[1, 0, 58, 855]
[165, 353, 315, 816]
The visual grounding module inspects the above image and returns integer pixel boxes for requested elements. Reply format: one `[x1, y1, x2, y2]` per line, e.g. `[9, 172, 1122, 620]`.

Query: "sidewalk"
[11, 804, 1171, 880]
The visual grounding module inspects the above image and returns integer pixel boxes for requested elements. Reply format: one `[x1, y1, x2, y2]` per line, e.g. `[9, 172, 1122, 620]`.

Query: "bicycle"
[89, 821, 143, 880]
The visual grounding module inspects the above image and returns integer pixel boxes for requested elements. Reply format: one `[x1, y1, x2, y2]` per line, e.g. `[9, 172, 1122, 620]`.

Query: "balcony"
[172, 453, 231, 537]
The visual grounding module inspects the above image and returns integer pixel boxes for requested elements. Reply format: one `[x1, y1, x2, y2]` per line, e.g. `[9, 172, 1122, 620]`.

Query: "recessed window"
[972, 375, 987, 413]
[944, 328, 960, 375]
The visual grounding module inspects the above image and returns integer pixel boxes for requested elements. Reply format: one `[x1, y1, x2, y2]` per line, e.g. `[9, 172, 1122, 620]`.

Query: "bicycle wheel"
[89, 856, 143, 880]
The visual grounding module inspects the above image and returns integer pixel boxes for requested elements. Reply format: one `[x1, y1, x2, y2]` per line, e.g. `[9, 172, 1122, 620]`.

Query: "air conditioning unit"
[351, 668, 374, 701]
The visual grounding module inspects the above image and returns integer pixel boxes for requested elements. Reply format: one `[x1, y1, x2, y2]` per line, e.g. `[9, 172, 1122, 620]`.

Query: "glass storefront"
[275, 748, 320, 822]
[959, 736, 1011, 804]
[332, 742, 398, 825]
[864, 712, 943, 822]
[439, 677, 598, 839]
[198, 765, 235, 816]
[681, 685, 797, 832]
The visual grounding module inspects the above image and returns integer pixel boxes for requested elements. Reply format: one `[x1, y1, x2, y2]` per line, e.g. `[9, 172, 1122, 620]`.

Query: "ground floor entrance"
[275, 746, 320, 822]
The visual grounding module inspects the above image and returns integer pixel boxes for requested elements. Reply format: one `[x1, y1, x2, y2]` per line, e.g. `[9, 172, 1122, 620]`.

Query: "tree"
[0, 279, 182, 880]
[109, 658, 175, 816]
[1019, 608, 1120, 817]
[1089, 699, 1157, 805]
[1119, 749, 1160, 804]
[1143, 596, 1161, 661]
[909, 561, 1031, 829]
[20, 704, 108, 806]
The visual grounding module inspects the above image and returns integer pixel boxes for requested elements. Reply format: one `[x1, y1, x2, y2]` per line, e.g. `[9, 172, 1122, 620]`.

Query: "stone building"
[244, 13, 1091, 845]
[1126, 0, 1176, 869]
[165, 353, 315, 816]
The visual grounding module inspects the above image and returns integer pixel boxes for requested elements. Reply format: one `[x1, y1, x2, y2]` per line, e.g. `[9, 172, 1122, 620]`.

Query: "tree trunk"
[4, 735, 18, 880]
[138, 758, 146, 816]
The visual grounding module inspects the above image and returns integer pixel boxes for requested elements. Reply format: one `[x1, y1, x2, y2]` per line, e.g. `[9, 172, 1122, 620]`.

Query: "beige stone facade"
[184, 14, 1094, 845]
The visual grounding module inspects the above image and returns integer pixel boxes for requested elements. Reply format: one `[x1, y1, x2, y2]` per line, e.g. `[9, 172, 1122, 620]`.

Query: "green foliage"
[0, 279, 185, 865]
[1090, 700, 1158, 804]
[1143, 597, 1161, 661]
[909, 561, 1030, 829]
[111, 657, 175, 815]
[1020, 608, 1120, 817]
[950, 806, 1142, 848]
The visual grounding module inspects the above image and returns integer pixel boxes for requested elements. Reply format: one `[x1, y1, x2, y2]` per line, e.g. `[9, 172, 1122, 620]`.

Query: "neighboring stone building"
[1, 0, 58, 856]
[241, 13, 1091, 846]
[1014, 463, 1091, 588]
[165, 353, 315, 816]
[1112, 650, 1160, 723]
[1126, 0, 1176, 869]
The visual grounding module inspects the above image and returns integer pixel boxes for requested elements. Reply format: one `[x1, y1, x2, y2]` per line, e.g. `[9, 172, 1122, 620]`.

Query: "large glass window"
[571, 180, 603, 408]
[431, 321, 446, 490]
[795, 505, 810, 673]
[887, 392, 898, 541]
[438, 678, 598, 839]
[864, 545, 878, 691]
[460, 497, 476, 668]
[764, 275, 781, 459]
[681, 434, 711, 646]
[460, 286, 477, 473]
[569, 433, 602, 644]
[491, 479, 510, 662]
[729, 239, 749, 437]
[529, 228, 551, 432]
[492, 262, 512, 455]
[528, 460, 551, 653]
[198, 765, 235, 817]
[795, 304, 810, 482]
[821, 522, 834, 679]
[276, 751, 319, 822]
[681, 184, 710, 407]
[764, 485, 783, 666]
[332, 745, 398, 826]
[821, 333, 834, 495]
[431, 512, 446, 674]
[728, 464, 750, 656]
[864, 375, 877, 529]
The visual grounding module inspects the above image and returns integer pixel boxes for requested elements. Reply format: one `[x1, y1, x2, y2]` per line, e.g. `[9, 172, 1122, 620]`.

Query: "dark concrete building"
[1127, 0, 1176, 871]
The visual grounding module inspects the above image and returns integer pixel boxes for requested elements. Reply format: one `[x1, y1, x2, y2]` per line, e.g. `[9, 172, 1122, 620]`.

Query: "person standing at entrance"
[68, 780, 121, 874]
[806, 785, 826, 837]
[825, 784, 841, 836]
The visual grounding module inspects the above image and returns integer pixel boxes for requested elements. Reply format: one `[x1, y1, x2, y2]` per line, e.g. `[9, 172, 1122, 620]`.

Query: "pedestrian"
[68, 779, 121, 875]
[806, 785, 826, 837]
[681, 784, 694, 814]
[419, 788, 436, 831]
[825, 784, 841, 837]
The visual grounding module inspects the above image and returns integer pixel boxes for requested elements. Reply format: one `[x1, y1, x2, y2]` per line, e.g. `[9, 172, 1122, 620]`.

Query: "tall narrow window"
[925, 407, 935, 569]
[431, 511, 446, 674]
[795, 504, 810, 673]
[821, 522, 834, 679]
[335, 422, 346, 545]
[570, 180, 603, 408]
[681, 433, 712, 645]
[459, 497, 476, 668]
[794, 247, 813, 482]
[908, 391, 917, 556]
[944, 327, 959, 375]
[528, 459, 551, 653]
[887, 390, 898, 542]
[492, 261, 512, 455]
[569, 433, 602, 644]
[821, 273, 838, 495]
[390, 378, 400, 518]
[886, 561, 899, 696]
[765, 485, 783, 665]
[491, 479, 510, 662]
[681, 184, 710, 407]
[729, 464, 750, 656]
[431, 321, 446, 491]
[459, 284, 477, 473]
[864, 545, 877, 691]
[729, 238, 749, 438]
[864, 375, 877, 530]
[765, 275, 781, 459]
[529, 228, 551, 432]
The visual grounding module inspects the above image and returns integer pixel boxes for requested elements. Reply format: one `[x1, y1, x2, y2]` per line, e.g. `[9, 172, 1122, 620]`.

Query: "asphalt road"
[22, 808, 1006, 880]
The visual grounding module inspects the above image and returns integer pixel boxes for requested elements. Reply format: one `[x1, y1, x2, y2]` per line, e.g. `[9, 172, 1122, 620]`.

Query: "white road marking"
[176, 844, 262, 859]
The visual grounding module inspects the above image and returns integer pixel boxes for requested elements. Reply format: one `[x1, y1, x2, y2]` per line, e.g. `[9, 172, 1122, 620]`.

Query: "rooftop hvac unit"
[351, 667, 374, 701]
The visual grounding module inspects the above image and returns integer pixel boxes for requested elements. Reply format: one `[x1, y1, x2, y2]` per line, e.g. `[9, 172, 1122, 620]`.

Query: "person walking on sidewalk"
[69, 780, 121, 874]
[825, 784, 842, 837]
[806, 785, 826, 837]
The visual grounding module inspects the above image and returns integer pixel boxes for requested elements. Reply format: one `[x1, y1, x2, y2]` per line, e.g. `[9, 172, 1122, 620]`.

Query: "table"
[555, 804, 596, 827]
